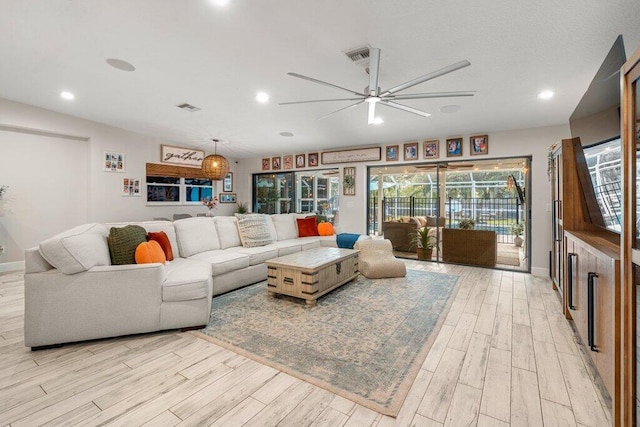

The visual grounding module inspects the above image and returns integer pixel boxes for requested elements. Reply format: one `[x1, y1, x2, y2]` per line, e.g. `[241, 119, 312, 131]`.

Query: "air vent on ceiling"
[343, 45, 371, 65]
[176, 103, 201, 112]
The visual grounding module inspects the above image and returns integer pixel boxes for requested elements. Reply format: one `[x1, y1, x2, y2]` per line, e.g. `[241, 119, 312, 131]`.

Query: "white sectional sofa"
[24, 214, 366, 348]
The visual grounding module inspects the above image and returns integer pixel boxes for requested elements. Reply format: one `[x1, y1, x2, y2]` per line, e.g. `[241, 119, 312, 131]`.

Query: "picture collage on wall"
[122, 178, 141, 196]
[262, 152, 319, 171]
[104, 152, 125, 172]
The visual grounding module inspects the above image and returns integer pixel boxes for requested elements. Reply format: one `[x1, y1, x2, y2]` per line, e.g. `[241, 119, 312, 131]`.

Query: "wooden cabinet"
[565, 231, 620, 399]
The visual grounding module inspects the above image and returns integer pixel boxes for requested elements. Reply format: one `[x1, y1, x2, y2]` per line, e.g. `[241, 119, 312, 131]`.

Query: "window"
[146, 163, 213, 205]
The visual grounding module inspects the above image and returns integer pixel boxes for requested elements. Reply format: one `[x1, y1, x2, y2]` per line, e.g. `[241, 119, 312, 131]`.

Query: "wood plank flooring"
[0, 262, 612, 426]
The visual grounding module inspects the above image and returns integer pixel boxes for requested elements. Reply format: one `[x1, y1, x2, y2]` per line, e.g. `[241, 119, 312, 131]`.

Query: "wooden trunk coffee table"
[266, 247, 359, 305]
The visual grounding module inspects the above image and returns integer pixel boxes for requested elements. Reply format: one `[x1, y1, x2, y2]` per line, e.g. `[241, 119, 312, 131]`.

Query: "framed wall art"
[223, 172, 233, 192]
[283, 155, 293, 169]
[404, 142, 419, 160]
[343, 167, 356, 196]
[122, 177, 140, 196]
[470, 135, 489, 155]
[104, 152, 125, 172]
[423, 140, 439, 159]
[160, 145, 204, 167]
[261, 158, 271, 171]
[272, 156, 281, 170]
[446, 138, 463, 157]
[321, 147, 381, 164]
[219, 193, 237, 203]
[295, 154, 305, 168]
[308, 153, 319, 167]
[386, 145, 399, 161]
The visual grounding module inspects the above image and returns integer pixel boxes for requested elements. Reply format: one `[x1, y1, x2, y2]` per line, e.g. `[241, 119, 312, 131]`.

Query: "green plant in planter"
[236, 202, 248, 214]
[510, 222, 525, 247]
[410, 227, 435, 260]
[458, 218, 476, 230]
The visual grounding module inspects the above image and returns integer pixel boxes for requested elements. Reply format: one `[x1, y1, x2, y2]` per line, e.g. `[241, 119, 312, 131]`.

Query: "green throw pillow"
[107, 225, 147, 265]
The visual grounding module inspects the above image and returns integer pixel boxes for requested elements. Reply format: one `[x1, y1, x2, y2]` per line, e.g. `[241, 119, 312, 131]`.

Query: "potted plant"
[510, 222, 525, 247]
[236, 202, 248, 214]
[410, 227, 435, 260]
[458, 218, 476, 230]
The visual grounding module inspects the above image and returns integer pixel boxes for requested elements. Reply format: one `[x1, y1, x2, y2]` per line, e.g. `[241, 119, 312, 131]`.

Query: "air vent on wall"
[343, 45, 371, 65]
[176, 103, 201, 112]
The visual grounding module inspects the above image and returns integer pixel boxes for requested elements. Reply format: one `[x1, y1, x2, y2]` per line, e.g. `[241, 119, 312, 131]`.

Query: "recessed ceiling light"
[211, 0, 230, 5]
[372, 117, 384, 125]
[279, 132, 294, 137]
[538, 90, 554, 100]
[440, 105, 461, 114]
[106, 58, 136, 72]
[256, 92, 269, 103]
[60, 91, 75, 100]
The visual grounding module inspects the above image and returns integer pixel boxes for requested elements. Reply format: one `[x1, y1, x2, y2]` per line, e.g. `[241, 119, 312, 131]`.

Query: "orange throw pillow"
[147, 231, 174, 261]
[317, 221, 334, 236]
[135, 241, 166, 264]
[297, 217, 320, 237]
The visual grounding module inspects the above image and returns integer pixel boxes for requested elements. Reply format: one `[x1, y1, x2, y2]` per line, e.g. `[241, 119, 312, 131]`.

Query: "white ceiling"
[1, 0, 639, 159]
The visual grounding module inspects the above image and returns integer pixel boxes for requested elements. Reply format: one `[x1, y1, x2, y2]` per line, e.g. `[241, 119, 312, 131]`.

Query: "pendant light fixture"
[201, 139, 229, 181]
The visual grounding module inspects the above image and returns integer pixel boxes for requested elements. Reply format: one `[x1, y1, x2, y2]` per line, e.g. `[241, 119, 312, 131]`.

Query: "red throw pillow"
[148, 231, 174, 261]
[297, 217, 320, 237]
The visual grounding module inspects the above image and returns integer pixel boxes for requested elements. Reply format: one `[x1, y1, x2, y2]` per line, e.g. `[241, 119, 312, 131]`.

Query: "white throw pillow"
[271, 214, 298, 241]
[235, 214, 274, 248]
[39, 223, 111, 274]
[174, 217, 221, 257]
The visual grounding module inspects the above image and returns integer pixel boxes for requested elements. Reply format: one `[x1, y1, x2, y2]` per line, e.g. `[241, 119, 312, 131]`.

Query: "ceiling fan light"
[372, 117, 384, 124]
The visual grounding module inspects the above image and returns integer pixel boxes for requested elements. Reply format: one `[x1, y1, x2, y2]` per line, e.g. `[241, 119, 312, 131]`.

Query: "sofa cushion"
[135, 241, 166, 264]
[163, 258, 212, 302]
[270, 240, 302, 256]
[106, 221, 180, 259]
[296, 237, 322, 250]
[189, 250, 250, 276]
[148, 231, 174, 261]
[38, 223, 111, 274]
[227, 245, 279, 265]
[174, 217, 220, 257]
[296, 216, 319, 237]
[235, 214, 274, 248]
[107, 225, 148, 265]
[214, 216, 242, 249]
[271, 214, 298, 241]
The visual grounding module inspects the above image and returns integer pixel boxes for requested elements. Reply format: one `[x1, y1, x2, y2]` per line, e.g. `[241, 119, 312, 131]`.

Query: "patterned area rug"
[195, 269, 460, 416]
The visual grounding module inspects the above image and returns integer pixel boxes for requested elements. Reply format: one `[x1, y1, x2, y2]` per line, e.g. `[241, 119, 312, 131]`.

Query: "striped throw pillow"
[235, 214, 274, 248]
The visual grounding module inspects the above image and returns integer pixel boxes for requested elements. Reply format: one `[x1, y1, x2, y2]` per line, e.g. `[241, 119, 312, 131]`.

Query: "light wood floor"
[0, 262, 611, 426]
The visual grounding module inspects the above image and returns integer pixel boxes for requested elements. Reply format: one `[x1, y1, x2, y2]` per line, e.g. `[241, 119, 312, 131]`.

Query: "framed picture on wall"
[219, 193, 237, 203]
[104, 152, 125, 172]
[404, 142, 419, 160]
[295, 154, 305, 168]
[386, 145, 399, 161]
[308, 153, 319, 167]
[223, 172, 233, 192]
[272, 156, 281, 170]
[423, 140, 439, 159]
[446, 138, 463, 157]
[283, 155, 293, 169]
[470, 135, 489, 155]
[261, 158, 270, 170]
[121, 177, 140, 196]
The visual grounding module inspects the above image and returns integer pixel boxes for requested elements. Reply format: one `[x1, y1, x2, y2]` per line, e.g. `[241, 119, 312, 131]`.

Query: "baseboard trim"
[531, 266, 548, 277]
[0, 261, 25, 273]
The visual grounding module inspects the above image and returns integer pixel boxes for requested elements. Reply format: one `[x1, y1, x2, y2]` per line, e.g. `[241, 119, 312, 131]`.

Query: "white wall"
[0, 98, 239, 268]
[238, 124, 571, 276]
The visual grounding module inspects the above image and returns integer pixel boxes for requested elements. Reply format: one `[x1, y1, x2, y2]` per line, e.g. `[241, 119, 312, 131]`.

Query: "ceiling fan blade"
[368, 48, 381, 96]
[379, 100, 431, 118]
[318, 100, 365, 120]
[279, 97, 364, 105]
[287, 72, 366, 97]
[380, 60, 471, 97]
[367, 101, 377, 124]
[385, 91, 476, 100]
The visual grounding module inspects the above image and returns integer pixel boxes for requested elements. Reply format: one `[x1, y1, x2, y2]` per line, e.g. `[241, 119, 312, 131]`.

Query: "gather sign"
[161, 145, 205, 167]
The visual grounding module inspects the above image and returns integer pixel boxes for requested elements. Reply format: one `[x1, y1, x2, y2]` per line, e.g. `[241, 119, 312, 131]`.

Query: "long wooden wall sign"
[161, 144, 205, 167]
[321, 147, 381, 164]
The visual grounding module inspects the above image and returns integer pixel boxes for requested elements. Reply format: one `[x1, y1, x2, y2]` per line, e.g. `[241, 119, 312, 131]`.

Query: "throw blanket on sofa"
[337, 233, 360, 249]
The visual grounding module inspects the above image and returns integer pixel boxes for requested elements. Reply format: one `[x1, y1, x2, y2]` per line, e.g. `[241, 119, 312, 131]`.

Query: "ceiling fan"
[280, 48, 475, 124]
